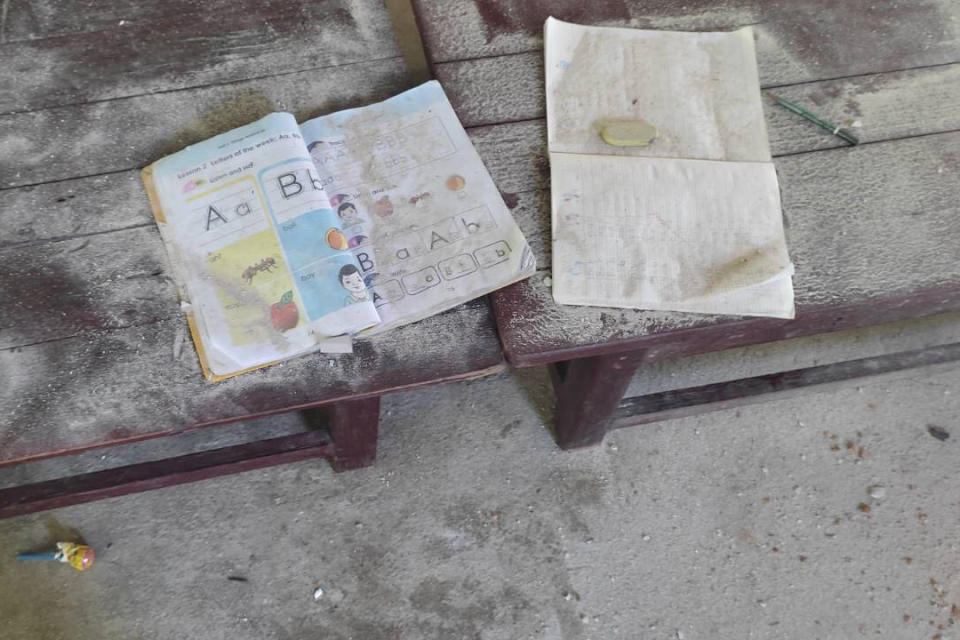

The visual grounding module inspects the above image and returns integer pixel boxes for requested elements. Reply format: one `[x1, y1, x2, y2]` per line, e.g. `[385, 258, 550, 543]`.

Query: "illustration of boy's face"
[339, 205, 359, 225]
[341, 271, 365, 294]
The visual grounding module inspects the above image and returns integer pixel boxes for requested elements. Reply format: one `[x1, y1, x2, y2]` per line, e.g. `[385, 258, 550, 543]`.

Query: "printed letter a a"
[206, 205, 228, 231]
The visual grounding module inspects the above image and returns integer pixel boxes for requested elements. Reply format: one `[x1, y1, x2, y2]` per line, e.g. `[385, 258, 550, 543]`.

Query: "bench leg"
[550, 352, 641, 450]
[328, 396, 381, 471]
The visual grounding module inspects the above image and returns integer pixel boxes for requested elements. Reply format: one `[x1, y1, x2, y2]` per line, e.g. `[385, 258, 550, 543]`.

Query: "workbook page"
[146, 113, 372, 378]
[299, 81, 536, 333]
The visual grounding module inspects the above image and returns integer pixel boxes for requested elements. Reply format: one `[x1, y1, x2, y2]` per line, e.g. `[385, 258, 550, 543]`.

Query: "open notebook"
[545, 17, 794, 319]
[143, 82, 535, 380]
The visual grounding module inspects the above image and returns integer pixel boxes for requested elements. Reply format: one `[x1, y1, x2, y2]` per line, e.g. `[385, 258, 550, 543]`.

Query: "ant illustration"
[242, 257, 277, 284]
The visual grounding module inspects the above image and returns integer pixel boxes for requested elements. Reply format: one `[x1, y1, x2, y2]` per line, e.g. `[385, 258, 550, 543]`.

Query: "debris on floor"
[16, 542, 95, 571]
[927, 425, 950, 441]
[867, 485, 887, 500]
[313, 586, 345, 604]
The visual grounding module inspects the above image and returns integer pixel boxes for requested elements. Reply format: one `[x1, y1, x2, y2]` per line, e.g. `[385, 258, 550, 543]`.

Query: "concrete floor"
[1, 363, 959, 640]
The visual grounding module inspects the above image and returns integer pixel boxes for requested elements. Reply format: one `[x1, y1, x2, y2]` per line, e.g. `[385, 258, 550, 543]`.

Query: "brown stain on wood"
[4, 0, 344, 42]
[0, 227, 174, 349]
[0, 327, 127, 457]
[5, 2, 365, 112]
[461, 0, 952, 87]
[416, 0, 960, 105]
[844, 98, 863, 117]
[154, 89, 280, 161]
[473, 0, 629, 42]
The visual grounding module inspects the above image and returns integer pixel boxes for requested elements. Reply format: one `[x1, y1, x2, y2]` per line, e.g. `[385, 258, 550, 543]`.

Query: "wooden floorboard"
[446, 62, 960, 161]
[3, 0, 374, 42]
[0, 58, 413, 189]
[0, 226, 173, 349]
[0, 299, 504, 466]
[413, 0, 960, 87]
[0, 171, 153, 248]
[0, 0, 398, 114]
[438, 58, 960, 156]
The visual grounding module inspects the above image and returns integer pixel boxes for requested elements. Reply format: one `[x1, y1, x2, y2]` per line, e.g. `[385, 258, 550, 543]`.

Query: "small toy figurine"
[17, 542, 95, 571]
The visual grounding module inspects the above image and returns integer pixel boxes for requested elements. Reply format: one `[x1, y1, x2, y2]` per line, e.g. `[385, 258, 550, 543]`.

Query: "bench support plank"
[612, 343, 960, 431]
[547, 343, 960, 449]
[550, 352, 642, 449]
[328, 397, 381, 471]
[0, 430, 333, 519]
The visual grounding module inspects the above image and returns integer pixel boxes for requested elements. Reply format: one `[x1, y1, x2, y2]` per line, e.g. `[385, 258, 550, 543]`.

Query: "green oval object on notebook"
[598, 120, 657, 147]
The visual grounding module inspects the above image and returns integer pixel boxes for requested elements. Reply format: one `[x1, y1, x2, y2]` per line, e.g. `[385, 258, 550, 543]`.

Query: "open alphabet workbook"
[143, 82, 535, 381]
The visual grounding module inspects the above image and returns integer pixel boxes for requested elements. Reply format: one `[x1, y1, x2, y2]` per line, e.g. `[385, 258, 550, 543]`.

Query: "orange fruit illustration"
[325, 228, 348, 250]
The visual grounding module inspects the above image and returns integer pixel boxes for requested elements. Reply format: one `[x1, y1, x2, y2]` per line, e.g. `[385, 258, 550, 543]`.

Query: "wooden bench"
[0, 0, 504, 518]
[412, 0, 960, 447]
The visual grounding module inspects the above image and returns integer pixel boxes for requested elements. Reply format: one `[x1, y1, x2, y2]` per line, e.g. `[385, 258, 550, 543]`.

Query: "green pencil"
[766, 92, 859, 145]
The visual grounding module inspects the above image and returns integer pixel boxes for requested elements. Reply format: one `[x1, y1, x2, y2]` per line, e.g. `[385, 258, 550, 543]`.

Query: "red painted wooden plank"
[611, 342, 960, 428]
[0, 0, 505, 485]
[0, 226, 174, 350]
[0, 431, 332, 519]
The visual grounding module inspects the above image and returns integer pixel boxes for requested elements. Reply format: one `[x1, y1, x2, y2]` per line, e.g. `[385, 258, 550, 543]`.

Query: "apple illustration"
[372, 195, 394, 217]
[270, 290, 299, 331]
[445, 174, 465, 191]
[325, 227, 348, 250]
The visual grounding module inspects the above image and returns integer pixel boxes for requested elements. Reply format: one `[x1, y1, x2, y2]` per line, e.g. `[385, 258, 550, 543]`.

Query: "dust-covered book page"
[545, 17, 794, 318]
[298, 81, 536, 333]
[145, 113, 373, 379]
